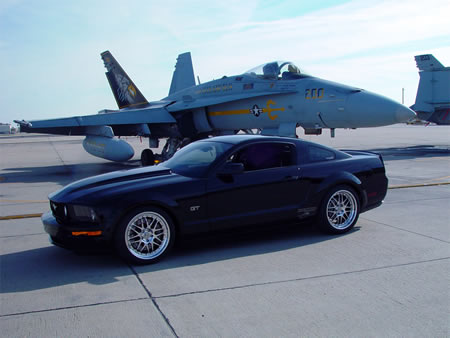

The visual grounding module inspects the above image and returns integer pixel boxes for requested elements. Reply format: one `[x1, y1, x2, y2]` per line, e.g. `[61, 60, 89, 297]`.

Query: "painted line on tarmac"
[0, 199, 47, 203]
[1, 182, 448, 220]
[0, 213, 43, 220]
[388, 182, 450, 189]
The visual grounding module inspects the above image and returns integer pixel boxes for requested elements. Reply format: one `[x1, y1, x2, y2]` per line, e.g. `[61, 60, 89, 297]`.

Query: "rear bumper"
[361, 200, 383, 213]
[42, 211, 111, 250]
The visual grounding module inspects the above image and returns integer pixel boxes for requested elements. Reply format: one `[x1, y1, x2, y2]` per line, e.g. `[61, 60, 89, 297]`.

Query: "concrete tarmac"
[1, 124, 449, 337]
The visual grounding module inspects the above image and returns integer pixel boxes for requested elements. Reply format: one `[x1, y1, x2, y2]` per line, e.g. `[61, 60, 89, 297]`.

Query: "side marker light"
[72, 231, 102, 236]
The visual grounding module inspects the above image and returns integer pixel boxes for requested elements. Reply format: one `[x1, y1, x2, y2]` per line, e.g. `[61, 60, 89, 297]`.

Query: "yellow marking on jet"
[209, 109, 249, 116]
[265, 99, 285, 120]
[209, 100, 285, 121]
[128, 84, 137, 97]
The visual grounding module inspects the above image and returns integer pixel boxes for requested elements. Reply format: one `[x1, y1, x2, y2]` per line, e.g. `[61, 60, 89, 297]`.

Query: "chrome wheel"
[326, 190, 358, 230]
[125, 211, 171, 260]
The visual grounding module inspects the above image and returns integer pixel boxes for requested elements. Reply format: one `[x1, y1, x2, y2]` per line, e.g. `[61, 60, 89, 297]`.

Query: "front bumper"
[42, 211, 111, 250]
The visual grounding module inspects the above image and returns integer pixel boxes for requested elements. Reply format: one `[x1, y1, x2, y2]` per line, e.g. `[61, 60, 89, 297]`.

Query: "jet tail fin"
[412, 54, 450, 124]
[169, 52, 195, 95]
[101, 51, 148, 109]
[415, 54, 444, 71]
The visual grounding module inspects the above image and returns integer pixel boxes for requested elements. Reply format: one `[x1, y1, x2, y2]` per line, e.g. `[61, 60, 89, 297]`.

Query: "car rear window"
[306, 146, 336, 162]
[230, 143, 296, 171]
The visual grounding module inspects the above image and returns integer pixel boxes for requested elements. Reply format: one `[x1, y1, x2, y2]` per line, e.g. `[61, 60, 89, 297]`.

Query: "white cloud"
[1, 0, 449, 124]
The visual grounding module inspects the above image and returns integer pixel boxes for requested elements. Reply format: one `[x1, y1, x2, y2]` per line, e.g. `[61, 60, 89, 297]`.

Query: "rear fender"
[315, 172, 366, 208]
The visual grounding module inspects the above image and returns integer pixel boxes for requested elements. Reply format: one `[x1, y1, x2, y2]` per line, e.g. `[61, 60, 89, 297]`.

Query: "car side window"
[307, 146, 336, 162]
[230, 143, 296, 171]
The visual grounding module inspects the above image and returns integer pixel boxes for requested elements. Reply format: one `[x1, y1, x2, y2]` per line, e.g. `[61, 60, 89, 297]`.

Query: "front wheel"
[318, 185, 360, 234]
[114, 207, 175, 264]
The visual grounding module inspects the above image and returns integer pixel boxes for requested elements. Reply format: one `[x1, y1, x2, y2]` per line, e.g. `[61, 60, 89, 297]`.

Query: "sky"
[1, 0, 449, 125]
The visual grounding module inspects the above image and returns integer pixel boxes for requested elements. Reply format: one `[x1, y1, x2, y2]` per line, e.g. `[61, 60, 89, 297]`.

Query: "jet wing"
[15, 104, 176, 135]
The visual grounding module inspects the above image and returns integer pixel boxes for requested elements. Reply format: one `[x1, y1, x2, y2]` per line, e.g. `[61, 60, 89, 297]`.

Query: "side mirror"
[217, 162, 244, 176]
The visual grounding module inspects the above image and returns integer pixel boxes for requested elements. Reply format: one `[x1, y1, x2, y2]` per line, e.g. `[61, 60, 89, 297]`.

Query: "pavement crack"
[49, 137, 67, 166]
[154, 257, 450, 300]
[128, 264, 179, 338]
[362, 218, 450, 244]
[0, 297, 148, 318]
[0, 232, 45, 239]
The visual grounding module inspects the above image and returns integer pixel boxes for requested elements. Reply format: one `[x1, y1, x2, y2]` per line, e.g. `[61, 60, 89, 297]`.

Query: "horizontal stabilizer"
[101, 51, 149, 109]
[169, 52, 195, 95]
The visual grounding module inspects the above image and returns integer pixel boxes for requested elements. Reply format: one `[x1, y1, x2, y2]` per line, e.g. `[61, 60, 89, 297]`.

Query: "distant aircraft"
[15, 51, 416, 165]
[411, 54, 449, 125]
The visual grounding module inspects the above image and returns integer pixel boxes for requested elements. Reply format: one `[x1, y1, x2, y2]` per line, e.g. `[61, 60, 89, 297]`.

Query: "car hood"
[49, 165, 176, 204]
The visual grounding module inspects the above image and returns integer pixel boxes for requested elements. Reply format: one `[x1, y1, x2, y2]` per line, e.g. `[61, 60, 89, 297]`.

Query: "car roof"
[202, 134, 349, 158]
[203, 134, 299, 145]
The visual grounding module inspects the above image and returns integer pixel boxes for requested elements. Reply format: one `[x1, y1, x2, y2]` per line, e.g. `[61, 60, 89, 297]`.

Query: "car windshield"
[164, 140, 233, 177]
[245, 61, 311, 80]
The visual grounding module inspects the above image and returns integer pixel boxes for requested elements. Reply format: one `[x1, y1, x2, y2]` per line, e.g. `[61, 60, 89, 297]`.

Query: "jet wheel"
[141, 149, 155, 166]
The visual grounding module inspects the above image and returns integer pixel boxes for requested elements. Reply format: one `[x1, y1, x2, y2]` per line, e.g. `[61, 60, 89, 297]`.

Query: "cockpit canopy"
[245, 61, 311, 80]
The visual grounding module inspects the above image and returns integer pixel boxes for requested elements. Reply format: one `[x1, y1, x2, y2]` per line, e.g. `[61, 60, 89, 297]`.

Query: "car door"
[206, 141, 304, 231]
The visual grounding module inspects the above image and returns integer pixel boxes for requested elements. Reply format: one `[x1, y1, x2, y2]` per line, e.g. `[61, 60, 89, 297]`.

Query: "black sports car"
[42, 135, 388, 264]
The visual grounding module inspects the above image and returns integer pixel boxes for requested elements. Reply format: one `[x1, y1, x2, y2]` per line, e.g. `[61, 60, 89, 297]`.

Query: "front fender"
[99, 191, 180, 228]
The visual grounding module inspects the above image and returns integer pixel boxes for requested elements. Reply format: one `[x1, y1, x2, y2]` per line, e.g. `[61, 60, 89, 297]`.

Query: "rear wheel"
[114, 207, 175, 264]
[318, 185, 360, 234]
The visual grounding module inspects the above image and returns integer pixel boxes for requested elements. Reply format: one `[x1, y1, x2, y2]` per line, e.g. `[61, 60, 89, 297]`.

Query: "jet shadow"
[1, 161, 141, 186]
[365, 145, 450, 161]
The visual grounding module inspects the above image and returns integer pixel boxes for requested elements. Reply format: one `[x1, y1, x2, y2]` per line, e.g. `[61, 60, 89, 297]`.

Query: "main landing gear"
[140, 137, 189, 166]
[141, 149, 155, 166]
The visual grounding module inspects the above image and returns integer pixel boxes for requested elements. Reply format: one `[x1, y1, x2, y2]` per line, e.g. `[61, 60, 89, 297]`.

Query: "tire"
[318, 185, 360, 234]
[141, 149, 155, 166]
[114, 207, 175, 264]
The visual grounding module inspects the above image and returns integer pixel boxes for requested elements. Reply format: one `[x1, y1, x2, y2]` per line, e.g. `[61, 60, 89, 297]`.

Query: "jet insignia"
[250, 104, 263, 117]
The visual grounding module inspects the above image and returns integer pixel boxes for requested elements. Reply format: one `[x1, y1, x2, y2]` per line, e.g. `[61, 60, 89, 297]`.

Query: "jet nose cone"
[346, 90, 416, 127]
[395, 105, 416, 123]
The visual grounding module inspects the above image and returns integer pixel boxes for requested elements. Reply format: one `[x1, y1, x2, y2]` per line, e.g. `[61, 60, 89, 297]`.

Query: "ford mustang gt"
[42, 135, 388, 264]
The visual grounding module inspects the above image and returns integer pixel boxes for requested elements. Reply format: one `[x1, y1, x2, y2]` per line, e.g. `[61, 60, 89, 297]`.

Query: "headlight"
[50, 201, 68, 220]
[71, 205, 99, 223]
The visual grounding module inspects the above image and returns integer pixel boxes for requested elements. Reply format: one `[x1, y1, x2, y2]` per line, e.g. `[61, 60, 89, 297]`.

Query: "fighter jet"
[411, 54, 449, 125]
[15, 51, 415, 165]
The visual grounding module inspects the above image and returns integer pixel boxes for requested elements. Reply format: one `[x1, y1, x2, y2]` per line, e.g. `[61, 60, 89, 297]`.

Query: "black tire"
[114, 207, 175, 264]
[318, 185, 360, 234]
[141, 149, 155, 166]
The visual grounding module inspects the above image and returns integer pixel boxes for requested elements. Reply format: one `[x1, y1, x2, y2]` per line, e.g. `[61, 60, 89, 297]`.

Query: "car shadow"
[0, 222, 359, 293]
[0, 244, 125, 294]
[135, 221, 360, 272]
